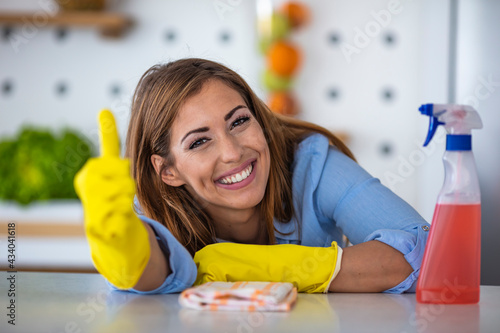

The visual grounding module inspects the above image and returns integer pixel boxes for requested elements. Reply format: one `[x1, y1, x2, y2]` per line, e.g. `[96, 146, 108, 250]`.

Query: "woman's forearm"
[329, 240, 413, 293]
[132, 236, 412, 292]
[133, 223, 171, 291]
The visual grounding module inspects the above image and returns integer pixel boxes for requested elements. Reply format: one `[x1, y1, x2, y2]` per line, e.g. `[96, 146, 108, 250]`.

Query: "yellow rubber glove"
[74, 110, 150, 289]
[194, 242, 343, 293]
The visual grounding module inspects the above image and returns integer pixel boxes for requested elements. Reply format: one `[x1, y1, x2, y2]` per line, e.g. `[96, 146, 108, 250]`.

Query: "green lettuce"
[0, 127, 94, 205]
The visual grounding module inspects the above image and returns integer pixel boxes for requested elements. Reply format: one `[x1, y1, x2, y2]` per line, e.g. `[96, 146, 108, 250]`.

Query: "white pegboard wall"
[0, 0, 442, 218]
[290, 0, 425, 209]
[0, 0, 260, 149]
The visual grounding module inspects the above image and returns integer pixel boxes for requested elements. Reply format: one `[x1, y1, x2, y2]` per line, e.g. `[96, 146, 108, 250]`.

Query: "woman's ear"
[151, 154, 185, 187]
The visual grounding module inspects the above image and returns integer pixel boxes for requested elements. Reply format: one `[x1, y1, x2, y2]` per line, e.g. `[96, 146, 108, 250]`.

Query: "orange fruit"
[280, 2, 311, 29]
[267, 41, 301, 78]
[267, 92, 299, 116]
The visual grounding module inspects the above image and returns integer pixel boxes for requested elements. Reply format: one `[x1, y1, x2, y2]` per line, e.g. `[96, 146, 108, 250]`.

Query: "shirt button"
[422, 225, 430, 231]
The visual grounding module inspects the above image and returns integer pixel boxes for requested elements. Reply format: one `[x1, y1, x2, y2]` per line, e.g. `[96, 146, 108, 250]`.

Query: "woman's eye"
[231, 116, 250, 130]
[189, 138, 210, 150]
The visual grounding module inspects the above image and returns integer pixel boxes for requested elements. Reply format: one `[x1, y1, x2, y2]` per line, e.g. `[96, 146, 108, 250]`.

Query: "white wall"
[454, 0, 500, 285]
[0, 0, 260, 150]
[294, 0, 424, 210]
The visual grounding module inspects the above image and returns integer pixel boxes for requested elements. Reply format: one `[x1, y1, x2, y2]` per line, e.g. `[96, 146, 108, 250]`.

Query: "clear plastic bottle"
[416, 104, 482, 304]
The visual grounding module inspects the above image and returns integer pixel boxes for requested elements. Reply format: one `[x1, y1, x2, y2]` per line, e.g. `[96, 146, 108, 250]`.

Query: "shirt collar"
[273, 218, 300, 243]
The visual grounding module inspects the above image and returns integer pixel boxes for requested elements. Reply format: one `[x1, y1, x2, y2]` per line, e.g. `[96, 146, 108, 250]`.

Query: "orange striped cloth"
[179, 281, 297, 312]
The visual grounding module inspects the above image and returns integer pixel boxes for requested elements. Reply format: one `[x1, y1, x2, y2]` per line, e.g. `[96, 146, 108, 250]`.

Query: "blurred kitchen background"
[0, 0, 498, 285]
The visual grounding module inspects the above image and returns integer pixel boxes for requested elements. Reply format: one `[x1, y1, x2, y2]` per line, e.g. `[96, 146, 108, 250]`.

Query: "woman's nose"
[219, 134, 244, 163]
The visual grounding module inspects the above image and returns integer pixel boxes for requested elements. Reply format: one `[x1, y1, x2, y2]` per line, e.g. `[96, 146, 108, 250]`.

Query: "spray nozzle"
[420, 104, 446, 146]
[419, 103, 483, 147]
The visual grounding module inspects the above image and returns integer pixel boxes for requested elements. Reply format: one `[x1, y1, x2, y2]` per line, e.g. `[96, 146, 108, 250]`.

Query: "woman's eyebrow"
[181, 127, 209, 144]
[224, 105, 247, 121]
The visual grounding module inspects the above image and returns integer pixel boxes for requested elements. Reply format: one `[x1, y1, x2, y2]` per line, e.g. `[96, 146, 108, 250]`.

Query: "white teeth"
[219, 163, 253, 185]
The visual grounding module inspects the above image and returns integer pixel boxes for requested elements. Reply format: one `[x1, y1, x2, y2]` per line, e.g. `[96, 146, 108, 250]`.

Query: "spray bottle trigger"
[423, 116, 445, 147]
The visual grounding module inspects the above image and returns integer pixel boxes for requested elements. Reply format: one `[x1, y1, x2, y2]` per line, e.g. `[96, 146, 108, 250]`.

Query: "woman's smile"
[215, 159, 257, 190]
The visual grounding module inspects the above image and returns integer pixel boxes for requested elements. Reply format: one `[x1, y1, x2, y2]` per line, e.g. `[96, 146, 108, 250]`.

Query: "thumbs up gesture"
[74, 110, 150, 289]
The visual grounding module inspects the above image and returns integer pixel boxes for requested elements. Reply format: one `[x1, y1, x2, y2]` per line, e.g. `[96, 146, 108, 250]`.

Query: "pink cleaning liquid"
[417, 203, 481, 304]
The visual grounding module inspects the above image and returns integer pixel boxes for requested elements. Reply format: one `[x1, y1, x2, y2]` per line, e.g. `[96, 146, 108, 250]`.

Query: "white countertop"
[1, 272, 499, 333]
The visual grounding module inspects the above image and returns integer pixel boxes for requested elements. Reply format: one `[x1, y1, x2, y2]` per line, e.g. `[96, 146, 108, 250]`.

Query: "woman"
[75, 58, 429, 295]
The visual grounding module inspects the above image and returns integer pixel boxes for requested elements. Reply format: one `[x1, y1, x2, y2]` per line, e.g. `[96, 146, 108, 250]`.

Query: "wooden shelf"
[0, 11, 133, 38]
[0, 221, 85, 238]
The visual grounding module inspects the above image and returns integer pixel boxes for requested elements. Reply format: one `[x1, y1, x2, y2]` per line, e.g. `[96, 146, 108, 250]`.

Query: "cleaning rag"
[179, 281, 297, 312]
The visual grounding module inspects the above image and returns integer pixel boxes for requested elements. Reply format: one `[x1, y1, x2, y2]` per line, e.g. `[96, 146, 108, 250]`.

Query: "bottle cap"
[446, 134, 472, 151]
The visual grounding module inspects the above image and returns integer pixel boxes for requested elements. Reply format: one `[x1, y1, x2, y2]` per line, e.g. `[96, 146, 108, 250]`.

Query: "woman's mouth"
[215, 160, 257, 190]
[218, 163, 253, 185]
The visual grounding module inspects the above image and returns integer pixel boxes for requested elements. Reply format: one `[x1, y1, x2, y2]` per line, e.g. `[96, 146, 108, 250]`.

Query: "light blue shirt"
[117, 133, 430, 294]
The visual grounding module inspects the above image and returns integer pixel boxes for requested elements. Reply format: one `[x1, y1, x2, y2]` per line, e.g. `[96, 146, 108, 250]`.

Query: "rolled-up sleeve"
[364, 225, 429, 293]
[108, 215, 197, 294]
[311, 135, 430, 293]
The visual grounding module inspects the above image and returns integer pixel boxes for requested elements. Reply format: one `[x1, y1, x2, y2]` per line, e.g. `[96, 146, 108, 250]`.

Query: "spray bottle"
[416, 103, 482, 304]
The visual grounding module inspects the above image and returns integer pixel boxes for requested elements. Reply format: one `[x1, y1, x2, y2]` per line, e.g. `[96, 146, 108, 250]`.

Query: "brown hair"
[126, 58, 355, 256]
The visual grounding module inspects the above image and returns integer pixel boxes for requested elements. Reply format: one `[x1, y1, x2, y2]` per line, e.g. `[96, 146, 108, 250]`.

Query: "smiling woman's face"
[154, 79, 271, 215]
